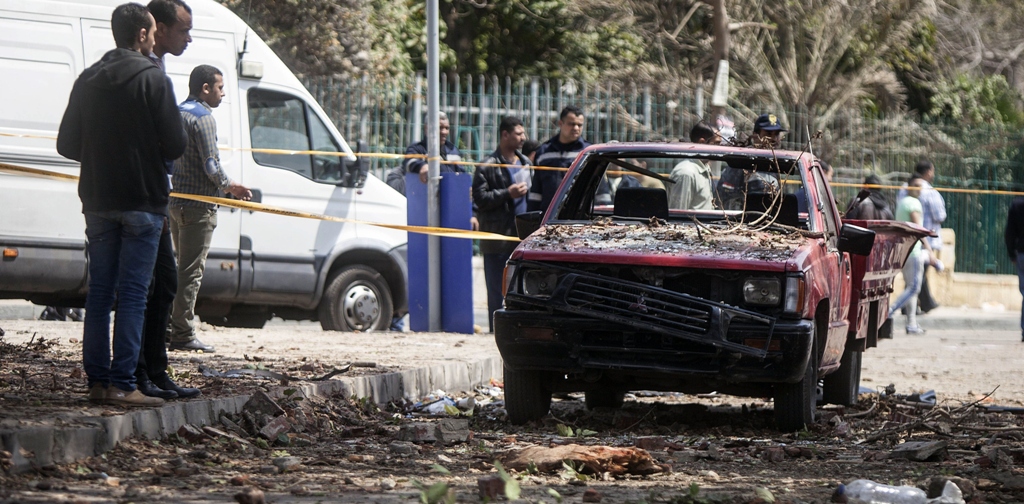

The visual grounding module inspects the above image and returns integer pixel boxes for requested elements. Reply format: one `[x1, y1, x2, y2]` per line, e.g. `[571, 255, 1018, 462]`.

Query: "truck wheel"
[504, 365, 552, 424]
[318, 265, 393, 332]
[584, 390, 626, 410]
[822, 348, 862, 406]
[774, 340, 818, 432]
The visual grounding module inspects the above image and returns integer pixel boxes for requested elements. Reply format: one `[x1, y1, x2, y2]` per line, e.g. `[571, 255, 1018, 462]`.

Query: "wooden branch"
[671, 2, 706, 40]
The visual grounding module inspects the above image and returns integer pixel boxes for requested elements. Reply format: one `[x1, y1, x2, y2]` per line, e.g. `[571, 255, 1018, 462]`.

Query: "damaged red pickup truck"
[495, 143, 930, 431]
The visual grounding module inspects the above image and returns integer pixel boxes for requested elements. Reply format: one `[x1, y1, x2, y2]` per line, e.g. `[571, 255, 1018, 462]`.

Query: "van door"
[239, 85, 358, 305]
[0, 12, 87, 295]
[82, 21, 244, 299]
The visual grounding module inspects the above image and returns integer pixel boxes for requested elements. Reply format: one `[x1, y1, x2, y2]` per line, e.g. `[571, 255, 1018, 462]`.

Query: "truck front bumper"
[494, 309, 814, 385]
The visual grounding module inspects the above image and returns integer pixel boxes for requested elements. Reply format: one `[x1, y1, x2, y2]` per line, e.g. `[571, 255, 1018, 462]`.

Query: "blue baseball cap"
[754, 113, 787, 132]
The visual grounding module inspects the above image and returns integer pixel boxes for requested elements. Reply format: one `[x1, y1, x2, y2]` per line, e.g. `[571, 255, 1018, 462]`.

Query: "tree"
[725, 0, 936, 125]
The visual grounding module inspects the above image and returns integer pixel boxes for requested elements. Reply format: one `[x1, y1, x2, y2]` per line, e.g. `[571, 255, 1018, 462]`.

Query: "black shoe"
[152, 375, 201, 399]
[168, 338, 215, 352]
[137, 376, 178, 400]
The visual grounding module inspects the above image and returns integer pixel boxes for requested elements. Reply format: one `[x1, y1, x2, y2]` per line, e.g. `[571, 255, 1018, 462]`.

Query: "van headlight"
[743, 278, 781, 306]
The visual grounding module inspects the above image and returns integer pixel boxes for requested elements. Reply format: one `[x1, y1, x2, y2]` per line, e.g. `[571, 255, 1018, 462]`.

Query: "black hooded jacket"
[57, 48, 186, 215]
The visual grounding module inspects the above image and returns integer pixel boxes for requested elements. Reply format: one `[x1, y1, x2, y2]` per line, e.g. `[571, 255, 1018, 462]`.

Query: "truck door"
[238, 85, 358, 305]
[812, 166, 850, 366]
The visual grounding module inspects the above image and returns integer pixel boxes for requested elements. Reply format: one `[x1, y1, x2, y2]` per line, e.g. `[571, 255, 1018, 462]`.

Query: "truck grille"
[564, 275, 711, 334]
[506, 262, 777, 358]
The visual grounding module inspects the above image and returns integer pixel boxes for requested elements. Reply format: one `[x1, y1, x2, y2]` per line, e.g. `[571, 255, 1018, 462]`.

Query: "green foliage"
[547, 488, 563, 503]
[556, 424, 598, 437]
[494, 460, 521, 500]
[559, 460, 590, 482]
[412, 480, 455, 504]
[927, 74, 1024, 127]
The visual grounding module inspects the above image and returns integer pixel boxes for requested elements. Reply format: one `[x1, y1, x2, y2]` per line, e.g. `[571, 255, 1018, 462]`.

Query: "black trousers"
[918, 262, 938, 312]
[135, 223, 177, 380]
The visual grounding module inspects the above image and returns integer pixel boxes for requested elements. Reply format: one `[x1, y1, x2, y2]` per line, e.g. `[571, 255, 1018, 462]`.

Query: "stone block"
[891, 440, 947, 462]
[242, 391, 285, 424]
[434, 418, 470, 445]
[259, 415, 292, 440]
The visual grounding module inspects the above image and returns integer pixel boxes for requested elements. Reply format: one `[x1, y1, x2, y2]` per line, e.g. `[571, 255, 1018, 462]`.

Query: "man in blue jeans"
[57, 2, 186, 406]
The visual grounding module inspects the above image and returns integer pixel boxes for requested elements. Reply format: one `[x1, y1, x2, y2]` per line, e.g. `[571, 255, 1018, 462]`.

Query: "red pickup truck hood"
[515, 221, 809, 272]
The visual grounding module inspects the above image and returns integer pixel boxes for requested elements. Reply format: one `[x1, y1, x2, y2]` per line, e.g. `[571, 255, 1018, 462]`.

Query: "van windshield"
[247, 88, 343, 182]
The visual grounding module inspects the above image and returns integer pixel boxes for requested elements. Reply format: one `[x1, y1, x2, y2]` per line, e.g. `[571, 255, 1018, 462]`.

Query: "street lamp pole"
[426, 0, 441, 331]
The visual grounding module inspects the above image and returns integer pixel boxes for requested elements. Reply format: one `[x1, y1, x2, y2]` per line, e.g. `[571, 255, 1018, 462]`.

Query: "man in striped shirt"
[167, 65, 251, 352]
[527, 106, 590, 214]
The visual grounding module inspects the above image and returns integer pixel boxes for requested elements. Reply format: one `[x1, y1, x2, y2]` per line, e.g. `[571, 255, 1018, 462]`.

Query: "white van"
[0, 0, 408, 331]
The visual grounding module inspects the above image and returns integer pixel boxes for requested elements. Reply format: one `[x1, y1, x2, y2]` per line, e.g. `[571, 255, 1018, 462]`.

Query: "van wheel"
[774, 333, 818, 432]
[584, 390, 625, 410]
[822, 348, 862, 406]
[318, 265, 393, 332]
[504, 365, 552, 425]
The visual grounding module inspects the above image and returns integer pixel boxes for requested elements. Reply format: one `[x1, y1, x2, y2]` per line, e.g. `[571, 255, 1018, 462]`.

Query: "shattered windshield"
[551, 150, 817, 233]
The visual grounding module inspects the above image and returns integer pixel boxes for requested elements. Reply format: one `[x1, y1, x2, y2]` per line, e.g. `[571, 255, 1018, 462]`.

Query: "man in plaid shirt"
[168, 65, 251, 351]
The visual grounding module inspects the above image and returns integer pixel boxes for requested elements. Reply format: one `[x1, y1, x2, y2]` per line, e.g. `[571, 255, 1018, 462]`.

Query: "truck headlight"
[522, 268, 559, 297]
[743, 278, 781, 306]
[784, 276, 805, 314]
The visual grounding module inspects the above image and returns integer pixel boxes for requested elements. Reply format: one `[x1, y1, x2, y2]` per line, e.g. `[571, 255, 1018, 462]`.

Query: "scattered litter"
[833, 479, 964, 504]
[411, 390, 476, 416]
[904, 390, 937, 407]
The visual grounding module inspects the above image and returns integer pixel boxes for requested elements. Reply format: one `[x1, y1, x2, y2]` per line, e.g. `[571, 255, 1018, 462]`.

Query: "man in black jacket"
[472, 116, 530, 332]
[1005, 197, 1024, 341]
[527, 106, 589, 213]
[57, 2, 186, 407]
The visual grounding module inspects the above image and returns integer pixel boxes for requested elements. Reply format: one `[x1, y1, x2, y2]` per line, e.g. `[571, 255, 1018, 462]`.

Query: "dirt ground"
[2, 318, 1024, 503]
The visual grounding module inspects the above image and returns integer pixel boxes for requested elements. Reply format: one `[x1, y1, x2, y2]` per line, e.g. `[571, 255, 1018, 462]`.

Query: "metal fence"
[303, 74, 1024, 275]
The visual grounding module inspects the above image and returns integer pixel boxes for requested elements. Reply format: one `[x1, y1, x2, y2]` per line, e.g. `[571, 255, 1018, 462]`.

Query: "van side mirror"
[340, 140, 369, 188]
[837, 223, 875, 256]
[515, 211, 543, 240]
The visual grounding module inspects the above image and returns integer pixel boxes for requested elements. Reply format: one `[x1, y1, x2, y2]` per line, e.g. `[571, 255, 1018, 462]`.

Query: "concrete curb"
[914, 311, 1019, 331]
[1, 356, 502, 474]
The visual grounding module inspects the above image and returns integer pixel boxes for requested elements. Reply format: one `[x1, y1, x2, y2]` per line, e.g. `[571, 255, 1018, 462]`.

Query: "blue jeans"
[83, 210, 163, 391]
[483, 251, 513, 332]
[1017, 252, 1024, 332]
[889, 252, 924, 329]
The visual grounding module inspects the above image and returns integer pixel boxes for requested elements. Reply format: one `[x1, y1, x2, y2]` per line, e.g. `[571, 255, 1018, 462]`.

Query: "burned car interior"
[554, 151, 813, 232]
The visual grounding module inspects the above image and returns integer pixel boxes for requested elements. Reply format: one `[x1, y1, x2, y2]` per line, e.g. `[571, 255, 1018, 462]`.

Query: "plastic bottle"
[835, 480, 964, 504]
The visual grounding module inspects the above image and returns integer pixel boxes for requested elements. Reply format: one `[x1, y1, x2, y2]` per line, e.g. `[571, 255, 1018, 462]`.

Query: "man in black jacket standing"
[57, 2, 186, 406]
[527, 106, 589, 213]
[1005, 197, 1024, 342]
[472, 116, 530, 332]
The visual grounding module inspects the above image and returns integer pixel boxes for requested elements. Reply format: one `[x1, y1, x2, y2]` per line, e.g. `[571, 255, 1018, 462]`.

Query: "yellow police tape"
[5, 131, 1024, 194]
[0, 162, 519, 242]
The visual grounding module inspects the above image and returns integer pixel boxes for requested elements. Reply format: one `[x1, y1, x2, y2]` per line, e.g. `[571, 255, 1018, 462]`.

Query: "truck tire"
[774, 337, 818, 432]
[318, 265, 393, 332]
[584, 390, 626, 410]
[504, 365, 552, 424]
[821, 347, 862, 406]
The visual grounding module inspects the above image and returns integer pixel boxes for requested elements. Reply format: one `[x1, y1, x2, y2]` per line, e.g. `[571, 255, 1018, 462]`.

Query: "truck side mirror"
[515, 211, 543, 240]
[837, 223, 875, 256]
[340, 140, 369, 188]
